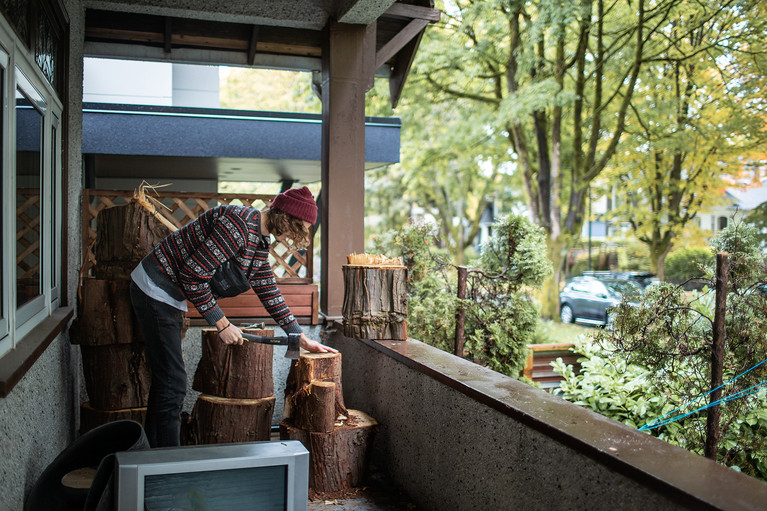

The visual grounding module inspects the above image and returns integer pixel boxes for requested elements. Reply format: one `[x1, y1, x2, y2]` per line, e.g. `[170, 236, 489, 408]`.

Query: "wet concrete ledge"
[328, 325, 767, 511]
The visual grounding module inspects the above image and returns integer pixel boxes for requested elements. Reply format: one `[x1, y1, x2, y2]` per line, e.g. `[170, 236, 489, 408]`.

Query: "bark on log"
[284, 352, 347, 420]
[279, 410, 378, 492]
[79, 402, 147, 435]
[80, 343, 151, 410]
[293, 381, 336, 433]
[92, 202, 172, 280]
[192, 328, 275, 399]
[342, 265, 408, 340]
[71, 279, 141, 345]
[190, 394, 275, 445]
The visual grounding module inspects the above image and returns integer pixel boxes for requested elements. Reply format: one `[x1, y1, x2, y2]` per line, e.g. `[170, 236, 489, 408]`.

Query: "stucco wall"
[0, 335, 77, 510]
[330, 330, 767, 511]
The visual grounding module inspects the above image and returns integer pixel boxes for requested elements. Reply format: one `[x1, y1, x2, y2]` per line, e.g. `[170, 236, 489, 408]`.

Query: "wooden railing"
[523, 342, 581, 390]
[81, 189, 314, 283]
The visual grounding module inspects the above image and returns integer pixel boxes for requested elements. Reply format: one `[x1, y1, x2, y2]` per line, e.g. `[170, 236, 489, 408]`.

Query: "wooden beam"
[389, 30, 422, 107]
[248, 25, 260, 66]
[375, 18, 428, 71]
[384, 3, 441, 22]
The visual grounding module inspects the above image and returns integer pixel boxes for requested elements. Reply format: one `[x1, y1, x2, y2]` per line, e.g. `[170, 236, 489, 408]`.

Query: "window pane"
[16, 90, 42, 308]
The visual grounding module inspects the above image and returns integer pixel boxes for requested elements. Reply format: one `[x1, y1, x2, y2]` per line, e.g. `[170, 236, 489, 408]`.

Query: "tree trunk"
[541, 237, 567, 320]
[92, 202, 172, 280]
[284, 352, 347, 420]
[190, 394, 275, 444]
[280, 410, 378, 493]
[193, 328, 275, 399]
[342, 265, 408, 340]
[80, 343, 151, 410]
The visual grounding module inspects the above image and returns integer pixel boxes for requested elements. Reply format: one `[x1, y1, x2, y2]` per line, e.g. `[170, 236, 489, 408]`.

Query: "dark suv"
[559, 276, 643, 326]
[581, 271, 658, 289]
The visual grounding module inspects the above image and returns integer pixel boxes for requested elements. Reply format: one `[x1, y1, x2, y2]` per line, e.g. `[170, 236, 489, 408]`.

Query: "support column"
[320, 21, 375, 317]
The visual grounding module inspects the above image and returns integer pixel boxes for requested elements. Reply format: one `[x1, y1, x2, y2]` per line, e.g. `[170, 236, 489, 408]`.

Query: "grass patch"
[533, 320, 594, 345]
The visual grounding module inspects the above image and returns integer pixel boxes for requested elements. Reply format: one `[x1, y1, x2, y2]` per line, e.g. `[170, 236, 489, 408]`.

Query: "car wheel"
[560, 304, 574, 324]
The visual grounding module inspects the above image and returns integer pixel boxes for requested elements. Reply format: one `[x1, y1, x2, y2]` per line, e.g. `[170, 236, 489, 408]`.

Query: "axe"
[241, 332, 301, 359]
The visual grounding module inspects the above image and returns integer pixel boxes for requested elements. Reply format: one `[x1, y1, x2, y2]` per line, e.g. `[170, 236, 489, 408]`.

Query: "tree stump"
[342, 264, 408, 340]
[284, 352, 347, 420]
[79, 343, 151, 410]
[280, 410, 378, 492]
[281, 352, 377, 493]
[192, 328, 275, 399]
[79, 402, 147, 435]
[190, 394, 275, 444]
[92, 202, 172, 280]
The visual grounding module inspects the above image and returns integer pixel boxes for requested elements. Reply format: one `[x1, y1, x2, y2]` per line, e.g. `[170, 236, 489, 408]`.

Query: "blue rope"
[638, 357, 767, 432]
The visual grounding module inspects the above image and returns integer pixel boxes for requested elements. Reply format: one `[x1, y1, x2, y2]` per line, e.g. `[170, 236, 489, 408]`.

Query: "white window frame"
[0, 15, 64, 358]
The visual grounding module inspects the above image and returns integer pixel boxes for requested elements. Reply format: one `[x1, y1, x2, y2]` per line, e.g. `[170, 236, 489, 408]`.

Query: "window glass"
[15, 89, 43, 309]
[50, 123, 57, 293]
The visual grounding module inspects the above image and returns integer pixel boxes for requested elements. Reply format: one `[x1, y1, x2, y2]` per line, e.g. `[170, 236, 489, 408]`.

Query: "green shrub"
[664, 246, 713, 282]
[553, 338, 767, 480]
[376, 214, 551, 379]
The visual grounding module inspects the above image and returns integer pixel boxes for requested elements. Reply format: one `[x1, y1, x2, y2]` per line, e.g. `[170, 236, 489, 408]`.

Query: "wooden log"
[71, 279, 141, 346]
[192, 328, 275, 399]
[80, 343, 151, 410]
[342, 265, 408, 340]
[284, 352, 347, 420]
[190, 394, 275, 445]
[79, 402, 147, 435]
[92, 202, 172, 280]
[279, 410, 378, 492]
[293, 381, 336, 433]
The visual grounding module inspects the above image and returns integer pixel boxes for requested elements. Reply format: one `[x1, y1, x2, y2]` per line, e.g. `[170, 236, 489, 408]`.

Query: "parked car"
[559, 276, 644, 326]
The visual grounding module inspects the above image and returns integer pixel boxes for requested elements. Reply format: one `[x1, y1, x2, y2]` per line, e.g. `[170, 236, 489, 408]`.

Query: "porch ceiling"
[83, 1, 439, 107]
[82, 103, 401, 183]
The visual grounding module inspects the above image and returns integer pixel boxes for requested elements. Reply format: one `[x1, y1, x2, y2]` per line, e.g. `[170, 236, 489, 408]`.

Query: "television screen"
[144, 465, 286, 511]
[115, 441, 309, 511]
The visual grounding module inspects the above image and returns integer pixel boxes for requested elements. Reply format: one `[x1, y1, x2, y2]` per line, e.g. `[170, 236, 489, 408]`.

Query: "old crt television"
[114, 440, 309, 511]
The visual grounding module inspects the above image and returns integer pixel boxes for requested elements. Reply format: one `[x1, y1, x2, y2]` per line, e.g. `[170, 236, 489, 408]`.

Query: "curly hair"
[265, 207, 313, 249]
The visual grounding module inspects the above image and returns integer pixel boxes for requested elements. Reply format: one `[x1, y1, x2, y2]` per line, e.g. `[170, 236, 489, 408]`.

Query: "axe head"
[285, 333, 301, 359]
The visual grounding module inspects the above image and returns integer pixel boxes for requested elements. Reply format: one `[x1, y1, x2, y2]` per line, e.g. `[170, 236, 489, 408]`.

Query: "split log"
[79, 402, 147, 435]
[342, 264, 408, 340]
[280, 410, 378, 492]
[71, 279, 141, 345]
[192, 328, 275, 399]
[284, 352, 347, 420]
[293, 381, 336, 433]
[92, 202, 172, 280]
[80, 343, 151, 410]
[190, 394, 275, 445]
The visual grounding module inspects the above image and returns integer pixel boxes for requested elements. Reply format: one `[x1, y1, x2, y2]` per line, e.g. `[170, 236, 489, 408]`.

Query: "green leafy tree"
[413, 0, 676, 318]
[601, 0, 767, 279]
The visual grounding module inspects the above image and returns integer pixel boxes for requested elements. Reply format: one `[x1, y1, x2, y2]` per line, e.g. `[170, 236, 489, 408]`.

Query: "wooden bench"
[523, 342, 581, 390]
[186, 283, 319, 326]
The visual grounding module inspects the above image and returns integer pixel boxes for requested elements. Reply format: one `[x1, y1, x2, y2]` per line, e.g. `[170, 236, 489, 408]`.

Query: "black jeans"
[130, 281, 187, 448]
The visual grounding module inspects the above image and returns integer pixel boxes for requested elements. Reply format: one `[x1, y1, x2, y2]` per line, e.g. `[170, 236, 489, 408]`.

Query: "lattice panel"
[82, 190, 312, 282]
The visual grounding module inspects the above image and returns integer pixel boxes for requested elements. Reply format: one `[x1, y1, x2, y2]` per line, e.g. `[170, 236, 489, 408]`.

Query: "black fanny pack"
[210, 260, 251, 297]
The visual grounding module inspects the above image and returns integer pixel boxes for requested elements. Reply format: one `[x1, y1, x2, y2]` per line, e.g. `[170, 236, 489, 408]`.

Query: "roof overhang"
[83, 1, 439, 107]
[82, 103, 401, 183]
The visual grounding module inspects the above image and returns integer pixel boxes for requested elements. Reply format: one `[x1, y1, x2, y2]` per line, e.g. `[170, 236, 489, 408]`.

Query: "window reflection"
[15, 90, 42, 308]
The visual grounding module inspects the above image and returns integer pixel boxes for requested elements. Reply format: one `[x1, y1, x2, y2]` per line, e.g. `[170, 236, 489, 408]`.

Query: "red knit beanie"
[270, 186, 318, 224]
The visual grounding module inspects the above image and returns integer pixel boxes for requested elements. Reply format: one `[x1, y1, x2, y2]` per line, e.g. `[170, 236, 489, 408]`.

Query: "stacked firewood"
[183, 328, 276, 444]
[280, 352, 378, 493]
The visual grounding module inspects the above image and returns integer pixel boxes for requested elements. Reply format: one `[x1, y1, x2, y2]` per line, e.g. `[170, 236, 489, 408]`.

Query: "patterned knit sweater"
[142, 205, 302, 334]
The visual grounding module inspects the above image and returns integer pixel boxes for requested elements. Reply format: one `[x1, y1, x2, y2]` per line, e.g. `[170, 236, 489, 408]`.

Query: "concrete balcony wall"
[329, 328, 767, 511]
